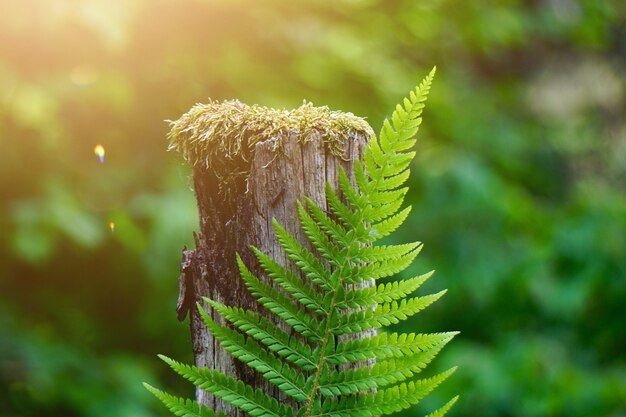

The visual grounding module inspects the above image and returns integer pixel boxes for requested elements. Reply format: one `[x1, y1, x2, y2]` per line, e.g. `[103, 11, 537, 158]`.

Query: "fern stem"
[302, 245, 359, 417]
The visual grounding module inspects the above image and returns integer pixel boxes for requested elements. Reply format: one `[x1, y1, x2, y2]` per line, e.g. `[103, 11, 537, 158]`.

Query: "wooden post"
[170, 100, 374, 416]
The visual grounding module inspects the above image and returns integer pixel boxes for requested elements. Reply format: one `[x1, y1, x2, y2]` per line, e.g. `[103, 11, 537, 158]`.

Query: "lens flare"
[109, 221, 115, 233]
[94, 144, 105, 163]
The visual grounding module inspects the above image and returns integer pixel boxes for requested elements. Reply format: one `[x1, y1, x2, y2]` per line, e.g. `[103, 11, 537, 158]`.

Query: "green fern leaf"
[337, 167, 366, 210]
[204, 299, 318, 370]
[353, 160, 371, 194]
[424, 396, 460, 417]
[325, 182, 360, 229]
[336, 271, 433, 309]
[362, 197, 406, 223]
[379, 68, 434, 154]
[251, 246, 328, 315]
[159, 355, 294, 417]
[365, 206, 412, 242]
[273, 218, 336, 288]
[198, 304, 310, 401]
[377, 169, 411, 191]
[354, 242, 422, 263]
[327, 331, 457, 364]
[317, 367, 456, 417]
[319, 338, 452, 396]
[236, 254, 324, 341]
[333, 291, 447, 334]
[367, 188, 408, 206]
[344, 246, 422, 283]
[304, 197, 351, 245]
[143, 383, 222, 417]
[363, 137, 385, 184]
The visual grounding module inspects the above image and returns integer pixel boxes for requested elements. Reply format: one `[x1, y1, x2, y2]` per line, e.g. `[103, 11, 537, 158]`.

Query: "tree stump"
[169, 100, 375, 416]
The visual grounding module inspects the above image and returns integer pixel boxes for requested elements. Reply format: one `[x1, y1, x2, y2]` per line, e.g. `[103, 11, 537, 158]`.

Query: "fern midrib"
[303, 150, 393, 417]
[302, 237, 360, 417]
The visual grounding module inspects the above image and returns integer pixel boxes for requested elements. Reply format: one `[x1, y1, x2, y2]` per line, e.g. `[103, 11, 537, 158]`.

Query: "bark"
[177, 129, 372, 416]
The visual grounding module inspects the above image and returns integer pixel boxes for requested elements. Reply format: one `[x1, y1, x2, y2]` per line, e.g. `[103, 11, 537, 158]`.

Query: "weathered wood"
[175, 110, 372, 416]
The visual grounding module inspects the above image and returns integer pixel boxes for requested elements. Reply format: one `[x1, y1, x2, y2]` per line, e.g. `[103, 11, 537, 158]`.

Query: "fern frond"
[367, 188, 408, 206]
[317, 367, 456, 417]
[336, 271, 433, 309]
[273, 218, 336, 288]
[354, 242, 422, 263]
[326, 331, 458, 364]
[237, 254, 324, 341]
[304, 197, 351, 245]
[325, 182, 360, 229]
[198, 304, 310, 401]
[159, 355, 295, 417]
[377, 169, 411, 191]
[353, 160, 371, 193]
[363, 137, 385, 184]
[338, 167, 366, 210]
[381, 151, 416, 177]
[152, 68, 458, 417]
[365, 206, 412, 242]
[362, 197, 406, 223]
[379, 67, 434, 154]
[424, 396, 460, 417]
[364, 66, 435, 186]
[319, 338, 452, 396]
[333, 291, 447, 334]
[344, 246, 422, 284]
[143, 383, 222, 417]
[205, 298, 318, 370]
[251, 246, 328, 315]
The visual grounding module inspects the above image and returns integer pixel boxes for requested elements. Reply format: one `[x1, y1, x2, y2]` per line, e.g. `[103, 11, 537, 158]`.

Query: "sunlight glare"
[94, 144, 105, 164]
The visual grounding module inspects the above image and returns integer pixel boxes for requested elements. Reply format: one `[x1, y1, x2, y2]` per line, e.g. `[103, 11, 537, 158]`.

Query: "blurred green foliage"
[0, 0, 624, 416]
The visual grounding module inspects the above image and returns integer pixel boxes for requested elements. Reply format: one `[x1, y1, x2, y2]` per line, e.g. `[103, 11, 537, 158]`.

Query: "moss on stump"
[167, 100, 374, 184]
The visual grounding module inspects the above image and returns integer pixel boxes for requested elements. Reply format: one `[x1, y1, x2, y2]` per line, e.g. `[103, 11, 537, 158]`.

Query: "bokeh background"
[1, 0, 625, 416]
